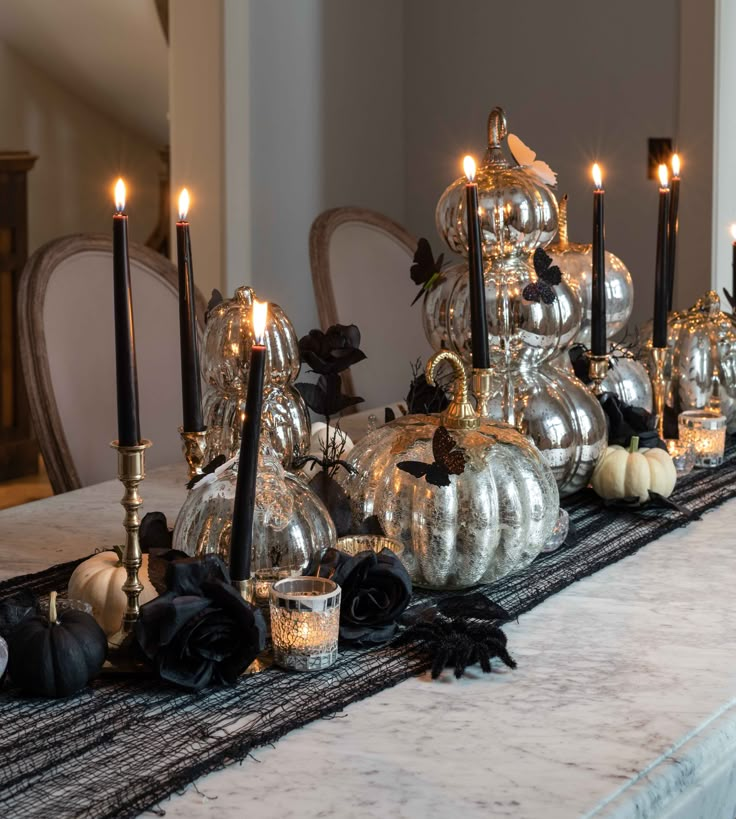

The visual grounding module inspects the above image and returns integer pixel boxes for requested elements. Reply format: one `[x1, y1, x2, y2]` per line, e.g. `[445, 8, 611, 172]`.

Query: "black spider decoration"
[522, 247, 562, 304]
[394, 617, 516, 680]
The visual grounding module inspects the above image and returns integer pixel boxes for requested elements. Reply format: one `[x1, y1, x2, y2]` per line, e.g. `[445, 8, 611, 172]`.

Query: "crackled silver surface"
[336, 414, 559, 589]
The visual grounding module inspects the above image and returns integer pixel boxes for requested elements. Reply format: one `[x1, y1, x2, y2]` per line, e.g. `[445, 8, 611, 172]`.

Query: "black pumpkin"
[8, 592, 107, 697]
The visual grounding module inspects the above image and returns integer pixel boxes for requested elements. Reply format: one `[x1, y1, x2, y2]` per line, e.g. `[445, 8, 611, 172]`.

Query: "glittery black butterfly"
[410, 238, 445, 305]
[397, 426, 467, 486]
[522, 247, 562, 304]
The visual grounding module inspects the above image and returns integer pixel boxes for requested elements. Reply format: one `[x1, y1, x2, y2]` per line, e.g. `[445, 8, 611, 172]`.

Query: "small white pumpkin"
[591, 436, 677, 503]
[67, 548, 157, 636]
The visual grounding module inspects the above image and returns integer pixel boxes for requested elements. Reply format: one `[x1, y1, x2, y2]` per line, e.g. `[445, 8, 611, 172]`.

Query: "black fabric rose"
[406, 372, 449, 415]
[297, 373, 363, 418]
[568, 343, 591, 384]
[309, 548, 412, 646]
[135, 555, 266, 691]
[299, 324, 366, 375]
[599, 392, 666, 451]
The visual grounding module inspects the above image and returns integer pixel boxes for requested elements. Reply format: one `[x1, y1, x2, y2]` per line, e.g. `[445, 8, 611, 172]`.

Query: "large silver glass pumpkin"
[336, 352, 559, 590]
[173, 444, 336, 572]
[648, 291, 736, 430]
[484, 363, 607, 496]
[200, 286, 310, 467]
[423, 256, 580, 369]
[547, 197, 634, 346]
[435, 108, 558, 259]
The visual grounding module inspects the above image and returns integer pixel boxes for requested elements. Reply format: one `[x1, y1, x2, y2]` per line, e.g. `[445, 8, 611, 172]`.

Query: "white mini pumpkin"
[591, 436, 677, 503]
[67, 549, 157, 635]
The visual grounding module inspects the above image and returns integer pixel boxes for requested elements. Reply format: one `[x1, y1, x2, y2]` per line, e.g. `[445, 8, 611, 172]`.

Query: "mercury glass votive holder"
[665, 438, 696, 477]
[678, 411, 727, 468]
[269, 577, 341, 671]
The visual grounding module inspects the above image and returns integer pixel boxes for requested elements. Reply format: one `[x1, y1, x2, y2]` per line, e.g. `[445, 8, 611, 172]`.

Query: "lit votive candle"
[269, 577, 341, 671]
[678, 411, 727, 468]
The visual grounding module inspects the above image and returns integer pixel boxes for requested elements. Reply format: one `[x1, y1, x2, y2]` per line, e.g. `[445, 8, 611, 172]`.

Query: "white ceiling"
[0, 0, 168, 144]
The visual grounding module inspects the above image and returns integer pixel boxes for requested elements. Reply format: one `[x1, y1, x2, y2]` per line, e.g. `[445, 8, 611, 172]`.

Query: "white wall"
[244, 0, 406, 336]
[404, 0, 680, 329]
[0, 40, 161, 252]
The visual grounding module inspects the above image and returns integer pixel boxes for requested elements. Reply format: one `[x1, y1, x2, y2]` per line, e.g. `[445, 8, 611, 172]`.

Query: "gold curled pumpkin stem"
[426, 350, 469, 407]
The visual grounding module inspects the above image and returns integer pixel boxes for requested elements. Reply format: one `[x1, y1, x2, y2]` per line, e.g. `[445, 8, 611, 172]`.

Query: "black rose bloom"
[135, 555, 266, 691]
[299, 324, 366, 375]
[309, 547, 412, 646]
[598, 392, 666, 451]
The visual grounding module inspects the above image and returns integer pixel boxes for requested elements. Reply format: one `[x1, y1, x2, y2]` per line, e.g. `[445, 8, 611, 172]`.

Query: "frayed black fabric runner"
[2, 443, 736, 818]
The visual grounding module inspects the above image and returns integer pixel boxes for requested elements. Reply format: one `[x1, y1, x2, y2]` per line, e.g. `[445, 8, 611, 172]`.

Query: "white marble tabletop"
[1, 466, 736, 819]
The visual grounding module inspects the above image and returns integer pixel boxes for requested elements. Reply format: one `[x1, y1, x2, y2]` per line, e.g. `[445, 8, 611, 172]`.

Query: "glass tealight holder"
[678, 410, 727, 468]
[665, 438, 696, 477]
[269, 577, 341, 672]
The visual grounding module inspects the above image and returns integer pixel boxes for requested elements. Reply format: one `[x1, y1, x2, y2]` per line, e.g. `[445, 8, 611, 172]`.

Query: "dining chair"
[17, 234, 206, 493]
[309, 207, 432, 414]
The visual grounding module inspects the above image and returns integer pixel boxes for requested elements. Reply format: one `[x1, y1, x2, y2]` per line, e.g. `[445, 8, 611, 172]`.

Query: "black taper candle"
[591, 164, 606, 356]
[464, 157, 490, 369]
[175, 190, 204, 432]
[665, 156, 680, 312]
[229, 302, 268, 582]
[731, 228, 736, 298]
[112, 179, 141, 446]
[653, 165, 671, 349]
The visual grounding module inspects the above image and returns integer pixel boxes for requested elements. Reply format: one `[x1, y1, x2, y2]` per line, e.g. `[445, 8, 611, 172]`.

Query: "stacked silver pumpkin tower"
[428, 108, 607, 495]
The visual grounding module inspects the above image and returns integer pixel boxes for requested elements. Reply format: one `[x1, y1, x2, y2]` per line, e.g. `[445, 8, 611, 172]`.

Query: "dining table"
[1, 461, 735, 819]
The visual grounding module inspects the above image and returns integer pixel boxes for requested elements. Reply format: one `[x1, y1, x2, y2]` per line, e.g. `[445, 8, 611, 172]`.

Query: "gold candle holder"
[472, 367, 493, 419]
[586, 352, 610, 396]
[649, 346, 668, 439]
[179, 427, 209, 481]
[105, 439, 152, 670]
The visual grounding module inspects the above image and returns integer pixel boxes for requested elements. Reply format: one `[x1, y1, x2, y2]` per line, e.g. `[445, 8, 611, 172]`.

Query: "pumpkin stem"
[112, 545, 125, 566]
[629, 436, 640, 454]
[49, 591, 58, 624]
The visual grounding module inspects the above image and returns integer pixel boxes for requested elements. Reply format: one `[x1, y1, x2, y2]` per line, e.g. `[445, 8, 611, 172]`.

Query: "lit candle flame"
[253, 299, 268, 345]
[671, 153, 680, 178]
[592, 163, 603, 190]
[178, 188, 190, 221]
[730, 223, 736, 243]
[463, 155, 476, 182]
[114, 178, 126, 213]
[658, 164, 669, 189]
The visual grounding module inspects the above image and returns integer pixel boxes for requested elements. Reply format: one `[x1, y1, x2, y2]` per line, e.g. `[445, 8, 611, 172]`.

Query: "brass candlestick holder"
[472, 368, 493, 419]
[179, 427, 209, 481]
[104, 439, 152, 671]
[586, 352, 610, 396]
[649, 346, 668, 438]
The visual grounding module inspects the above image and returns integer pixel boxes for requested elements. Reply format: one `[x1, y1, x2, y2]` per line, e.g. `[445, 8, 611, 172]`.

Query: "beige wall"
[0, 40, 161, 252]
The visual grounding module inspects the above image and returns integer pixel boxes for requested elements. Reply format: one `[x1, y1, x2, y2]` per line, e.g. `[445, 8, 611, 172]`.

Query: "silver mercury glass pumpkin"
[424, 106, 607, 495]
[336, 351, 559, 590]
[435, 107, 559, 259]
[643, 291, 736, 431]
[200, 286, 310, 468]
[173, 442, 336, 572]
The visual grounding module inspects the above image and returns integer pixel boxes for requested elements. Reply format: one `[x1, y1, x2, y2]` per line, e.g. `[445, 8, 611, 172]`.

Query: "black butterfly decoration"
[397, 425, 467, 487]
[522, 247, 562, 304]
[186, 454, 227, 490]
[410, 238, 444, 305]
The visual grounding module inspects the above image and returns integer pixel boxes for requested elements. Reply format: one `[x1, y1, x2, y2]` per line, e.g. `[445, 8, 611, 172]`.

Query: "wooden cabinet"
[0, 152, 38, 480]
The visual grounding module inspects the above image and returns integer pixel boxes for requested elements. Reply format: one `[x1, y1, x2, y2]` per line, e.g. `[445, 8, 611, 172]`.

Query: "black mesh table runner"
[1, 443, 735, 818]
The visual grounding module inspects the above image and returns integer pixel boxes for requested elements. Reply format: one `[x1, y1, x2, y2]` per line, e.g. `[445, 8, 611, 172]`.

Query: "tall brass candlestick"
[105, 438, 152, 666]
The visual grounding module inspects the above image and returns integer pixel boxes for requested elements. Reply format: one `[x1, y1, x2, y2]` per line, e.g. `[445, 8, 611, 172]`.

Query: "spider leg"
[477, 643, 492, 674]
[431, 642, 451, 679]
[453, 634, 473, 679]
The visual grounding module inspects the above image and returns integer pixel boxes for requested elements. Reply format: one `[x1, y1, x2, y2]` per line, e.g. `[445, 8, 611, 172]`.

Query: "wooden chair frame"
[17, 234, 206, 494]
[308, 207, 417, 402]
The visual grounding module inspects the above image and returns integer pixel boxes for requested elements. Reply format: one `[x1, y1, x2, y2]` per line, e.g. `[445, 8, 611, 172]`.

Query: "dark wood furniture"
[0, 152, 38, 480]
